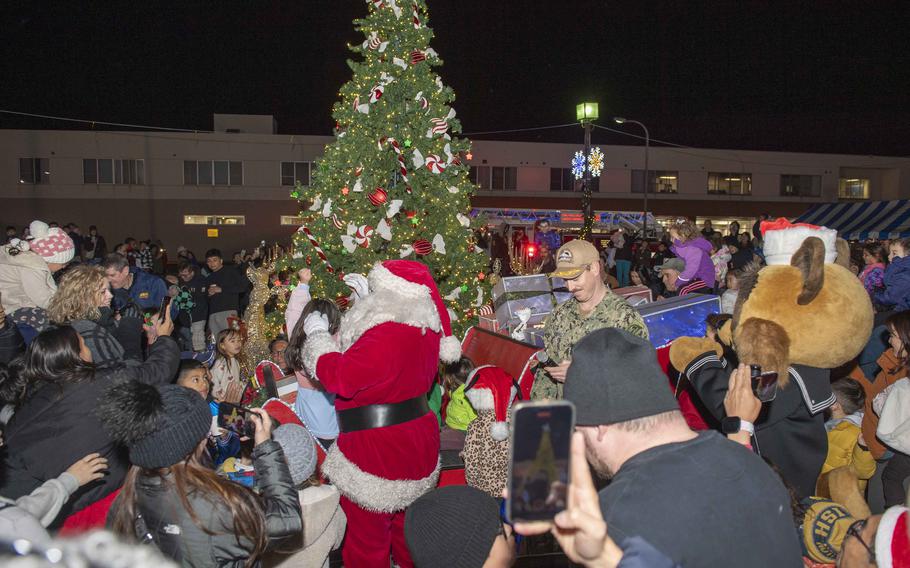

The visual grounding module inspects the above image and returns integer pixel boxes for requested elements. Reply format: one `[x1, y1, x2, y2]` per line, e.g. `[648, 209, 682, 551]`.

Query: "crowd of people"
[2, 213, 910, 568]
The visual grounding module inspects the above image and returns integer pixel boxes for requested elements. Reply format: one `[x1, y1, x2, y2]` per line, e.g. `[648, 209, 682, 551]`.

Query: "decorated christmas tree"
[279, 0, 489, 335]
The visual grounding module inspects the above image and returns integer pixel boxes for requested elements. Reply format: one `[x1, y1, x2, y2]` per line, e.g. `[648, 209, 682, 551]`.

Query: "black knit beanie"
[564, 327, 679, 426]
[97, 382, 212, 469]
[404, 486, 502, 568]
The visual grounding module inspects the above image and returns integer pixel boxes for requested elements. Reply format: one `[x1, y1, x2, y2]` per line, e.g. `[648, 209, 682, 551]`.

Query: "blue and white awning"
[793, 200, 910, 240]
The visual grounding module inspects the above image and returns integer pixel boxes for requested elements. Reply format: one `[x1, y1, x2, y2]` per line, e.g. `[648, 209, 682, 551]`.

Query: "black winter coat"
[682, 352, 835, 499]
[0, 315, 25, 365]
[0, 337, 180, 523]
[119, 440, 302, 567]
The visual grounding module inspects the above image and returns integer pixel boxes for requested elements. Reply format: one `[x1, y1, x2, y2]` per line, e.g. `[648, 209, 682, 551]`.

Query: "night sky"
[2, 1, 909, 155]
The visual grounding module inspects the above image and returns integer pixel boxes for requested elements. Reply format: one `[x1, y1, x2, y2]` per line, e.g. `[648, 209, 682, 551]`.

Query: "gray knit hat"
[564, 328, 679, 426]
[98, 382, 212, 469]
[272, 424, 317, 486]
[405, 486, 502, 568]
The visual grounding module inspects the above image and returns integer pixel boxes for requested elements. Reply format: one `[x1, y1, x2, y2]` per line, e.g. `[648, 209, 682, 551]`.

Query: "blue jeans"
[616, 260, 632, 288]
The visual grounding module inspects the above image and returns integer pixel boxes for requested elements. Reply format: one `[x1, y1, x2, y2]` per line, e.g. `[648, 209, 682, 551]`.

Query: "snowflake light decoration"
[588, 147, 604, 177]
[571, 151, 586, 180]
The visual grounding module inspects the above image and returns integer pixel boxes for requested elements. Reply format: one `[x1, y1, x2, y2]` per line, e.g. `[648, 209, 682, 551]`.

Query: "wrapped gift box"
[614, 285, 652, 307]
[492, 274, 555, 328]
[635, 294, 721, 348]
[478, 314, 506, 334]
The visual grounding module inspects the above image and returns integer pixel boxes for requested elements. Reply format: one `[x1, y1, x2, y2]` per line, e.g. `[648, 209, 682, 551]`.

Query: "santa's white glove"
[343, 273, 370, 302]
[303, 312, 330, 337]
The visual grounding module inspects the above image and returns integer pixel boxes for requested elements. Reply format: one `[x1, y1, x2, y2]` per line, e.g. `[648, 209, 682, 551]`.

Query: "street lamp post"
[614, 117, 650, 239]
[576, 102, 599, 240]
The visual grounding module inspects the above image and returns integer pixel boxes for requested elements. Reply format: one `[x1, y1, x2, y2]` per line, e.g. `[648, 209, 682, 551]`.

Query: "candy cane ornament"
[381, 137, 413, 194]
[298, 225, 335, 273]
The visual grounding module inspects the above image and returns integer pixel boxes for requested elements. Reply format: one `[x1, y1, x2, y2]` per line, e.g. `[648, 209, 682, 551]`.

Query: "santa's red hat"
[369, 260, 461, 363]
[876, 505, 910, 568]
[464, 365, 519, 441]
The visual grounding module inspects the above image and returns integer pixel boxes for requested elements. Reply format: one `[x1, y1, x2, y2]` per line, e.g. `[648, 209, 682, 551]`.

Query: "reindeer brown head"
[732, 236, 873, 375]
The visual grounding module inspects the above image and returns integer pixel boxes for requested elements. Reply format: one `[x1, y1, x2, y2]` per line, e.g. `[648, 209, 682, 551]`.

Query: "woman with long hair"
[860, 241, 888, 304]
[101, 382, 301, 566]
[47, 264, 142, 366]
[0, 317, 178, 532]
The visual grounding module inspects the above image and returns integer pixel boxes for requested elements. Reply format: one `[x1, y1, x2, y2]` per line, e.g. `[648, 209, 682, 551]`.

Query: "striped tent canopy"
[793, 200, 910, 240]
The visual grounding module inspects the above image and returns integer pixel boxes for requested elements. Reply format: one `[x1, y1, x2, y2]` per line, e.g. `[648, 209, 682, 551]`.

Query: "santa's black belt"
[336, 395, 430, 433]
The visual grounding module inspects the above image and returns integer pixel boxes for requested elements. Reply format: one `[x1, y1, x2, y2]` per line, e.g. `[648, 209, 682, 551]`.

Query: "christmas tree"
[279, 0, 489, 335]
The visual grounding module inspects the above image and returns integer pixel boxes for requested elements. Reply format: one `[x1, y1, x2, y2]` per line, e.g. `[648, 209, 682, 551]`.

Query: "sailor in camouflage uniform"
[531, 239, 649, 399]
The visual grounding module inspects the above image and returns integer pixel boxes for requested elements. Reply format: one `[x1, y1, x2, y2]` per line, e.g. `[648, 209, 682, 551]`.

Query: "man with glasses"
[530, 239, 648, 400]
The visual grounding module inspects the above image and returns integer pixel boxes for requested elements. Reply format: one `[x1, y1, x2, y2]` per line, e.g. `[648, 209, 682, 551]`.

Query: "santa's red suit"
[303, 260, 461, 567]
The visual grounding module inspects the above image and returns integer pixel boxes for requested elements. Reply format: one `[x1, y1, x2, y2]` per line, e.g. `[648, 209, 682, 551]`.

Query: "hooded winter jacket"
[873, 255, 910, 311]
[116, 440, 302, 567]
[671, 237, 716, 290]
[0, 246, 56, 312]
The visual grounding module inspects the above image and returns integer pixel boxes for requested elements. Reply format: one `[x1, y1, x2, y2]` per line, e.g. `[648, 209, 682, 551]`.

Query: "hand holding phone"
[750, 364, 780, 403]
[507, 400, 574, 523]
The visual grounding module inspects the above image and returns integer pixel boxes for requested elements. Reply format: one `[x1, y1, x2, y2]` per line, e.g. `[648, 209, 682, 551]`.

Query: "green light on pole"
[576, 102, 599, 123]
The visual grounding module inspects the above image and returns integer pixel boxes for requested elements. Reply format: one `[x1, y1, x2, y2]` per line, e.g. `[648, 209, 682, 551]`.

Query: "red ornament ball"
[368, 187, 388, 206]
[405, 210, 417, 218]
[413, 239, 433, 255]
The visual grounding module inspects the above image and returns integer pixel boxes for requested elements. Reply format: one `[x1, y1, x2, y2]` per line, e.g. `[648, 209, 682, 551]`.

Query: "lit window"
[632, 170, 678, 194]
[708, 173, 752, 195]
[281, 162, 310, 186]
[18, 158, 49, 184]
[839, 178, 870, 199]
[183, 215, 246, 225]
[280, 215, 304, 225]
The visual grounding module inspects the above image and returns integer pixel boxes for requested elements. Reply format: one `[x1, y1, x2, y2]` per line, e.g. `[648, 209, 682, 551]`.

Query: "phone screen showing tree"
[507, 402, 573, 522]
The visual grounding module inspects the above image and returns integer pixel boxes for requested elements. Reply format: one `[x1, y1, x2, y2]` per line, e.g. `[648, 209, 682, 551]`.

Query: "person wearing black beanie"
[99, 382, 301, 566]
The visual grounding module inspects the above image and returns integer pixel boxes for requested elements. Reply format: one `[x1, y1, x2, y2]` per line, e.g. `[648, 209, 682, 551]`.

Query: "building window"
[631, 170, 678, 194]
[83, 159, 115, 184]
[549, 168, 580, 192]
[707, 172, 752, 195]
[780, 174, 821, 197]
[491, 166, 517, 191]
[470, 166, 491, 190]
[84, 159, 144, 185]
[18, 158, 50, 184]
[839, 178, 870, 199]
[281, 162, 311, 186]
[184, 161, 243, 186]
[280, 215, 304, 226]
[183, 215, 246, 225]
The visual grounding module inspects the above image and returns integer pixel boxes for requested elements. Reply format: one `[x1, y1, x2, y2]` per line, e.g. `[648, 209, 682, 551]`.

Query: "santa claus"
[302, 260, 460, 567]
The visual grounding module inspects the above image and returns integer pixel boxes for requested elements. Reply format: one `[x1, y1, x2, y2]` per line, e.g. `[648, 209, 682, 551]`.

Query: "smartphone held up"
[506, 400, 575, 523]
[750, 364, 779, 403]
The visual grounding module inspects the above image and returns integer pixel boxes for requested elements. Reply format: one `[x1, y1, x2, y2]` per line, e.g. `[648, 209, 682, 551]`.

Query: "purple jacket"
[671, 237, 716, 289]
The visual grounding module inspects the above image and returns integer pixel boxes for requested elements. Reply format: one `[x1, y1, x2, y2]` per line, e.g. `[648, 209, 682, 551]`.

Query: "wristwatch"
[721, 416, 755, 436]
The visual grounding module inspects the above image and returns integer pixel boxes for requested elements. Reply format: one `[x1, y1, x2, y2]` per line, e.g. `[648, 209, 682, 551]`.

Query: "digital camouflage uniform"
[530, 292, 649, 400]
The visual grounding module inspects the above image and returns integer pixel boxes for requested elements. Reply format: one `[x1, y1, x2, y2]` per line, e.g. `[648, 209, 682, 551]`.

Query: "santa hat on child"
[368, 260, 461, 363]
[464, 365, 520, 441]
[876, 505, 910, 568]
[761, 217, 837, 266]
[27, 220, 75, 265]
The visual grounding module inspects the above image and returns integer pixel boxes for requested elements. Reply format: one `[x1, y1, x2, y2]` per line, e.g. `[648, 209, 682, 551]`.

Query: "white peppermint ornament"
[340, 235, 357, 253]
[321, 198, 333, 217]
[411, 148, 425, 168]
[308, 195, 323, 211]
[392, 57, 407, 70]
[456, 213, 471, 228]
[376, 218, 392, 241]
[352, 179, 363, 192]
[386, 199, 403, 218]
[432, 233, 446, 254]
[447, 186, 459, 194]
[475, 287, 484, 307]
[399, 244, 415, 258]
[444, 286, 462, 301]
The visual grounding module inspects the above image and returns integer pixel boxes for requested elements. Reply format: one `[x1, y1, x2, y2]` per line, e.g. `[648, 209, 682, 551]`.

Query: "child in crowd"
[211, 327, 245, 404]
[265, 423, 346, 568]
[443, 356, 476, 431]
[873, 237, 910, 312]
[0, 453, 108, 544]
[100, 382, 301, 565]
[721, 269, 742, 314]
[463, 366, 517, 498]
[166, 262, 209, 353]
[709, 234, 731, 288]
[283, 270, 341, 448]
[668, 217, 716, 291]
[819, 378, 875, 493]
[174, 359, 241, 467]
